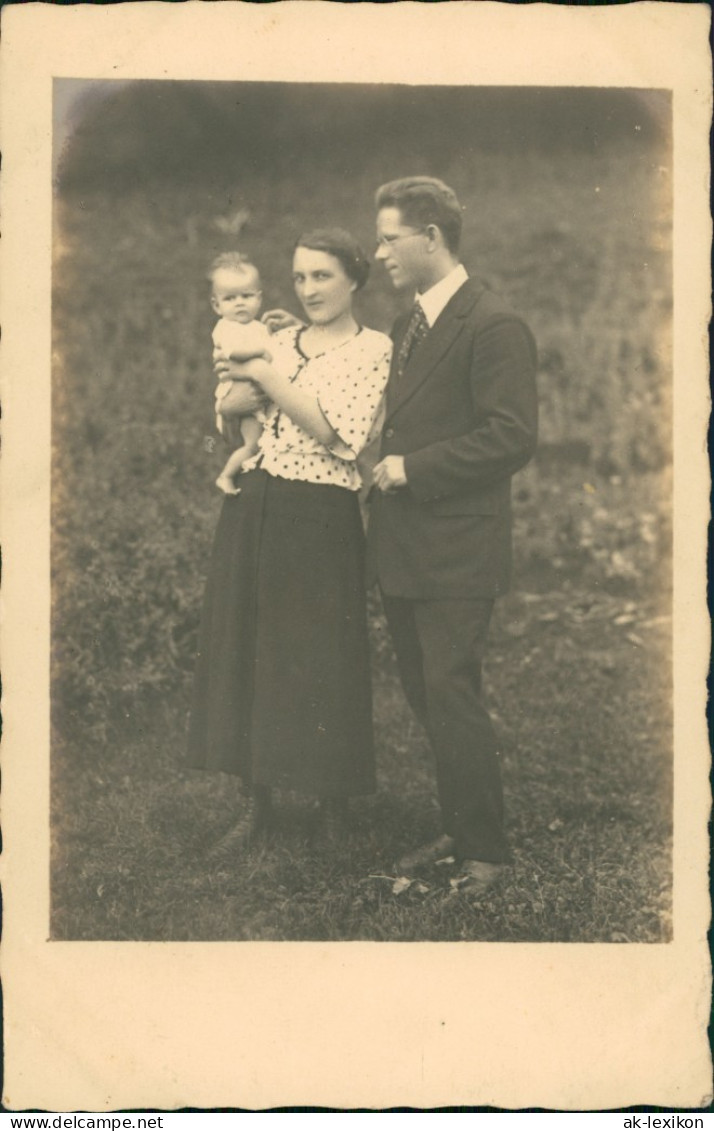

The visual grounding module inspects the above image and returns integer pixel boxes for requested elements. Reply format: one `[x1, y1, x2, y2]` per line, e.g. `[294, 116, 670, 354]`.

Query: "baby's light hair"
[208, 252, 261, 286]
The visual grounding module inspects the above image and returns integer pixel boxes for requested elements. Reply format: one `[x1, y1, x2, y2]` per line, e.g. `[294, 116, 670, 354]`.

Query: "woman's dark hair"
[294, 228, 370, 290]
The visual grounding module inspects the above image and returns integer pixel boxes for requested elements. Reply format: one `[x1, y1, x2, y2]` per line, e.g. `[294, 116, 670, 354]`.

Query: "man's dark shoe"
[397, 834, 456, 874]
[450, 859, 506, 895]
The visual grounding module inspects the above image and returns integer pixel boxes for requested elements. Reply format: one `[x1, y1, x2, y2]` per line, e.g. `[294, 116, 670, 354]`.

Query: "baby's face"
[211, 267, 262, 323]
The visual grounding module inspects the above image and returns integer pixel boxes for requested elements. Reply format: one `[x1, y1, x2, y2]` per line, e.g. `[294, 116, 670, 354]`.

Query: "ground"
[51, 465, 672, 943]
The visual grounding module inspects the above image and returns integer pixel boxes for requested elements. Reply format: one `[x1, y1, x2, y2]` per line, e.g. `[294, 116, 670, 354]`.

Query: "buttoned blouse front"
[246, 324, 391, 491]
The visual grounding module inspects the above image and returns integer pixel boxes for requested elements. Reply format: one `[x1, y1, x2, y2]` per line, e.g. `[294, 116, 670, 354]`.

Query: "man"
[368, 176, 538, 894]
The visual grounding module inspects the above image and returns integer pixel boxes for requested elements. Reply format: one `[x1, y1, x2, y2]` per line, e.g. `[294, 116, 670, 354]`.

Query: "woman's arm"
[217, 358, 337, 447]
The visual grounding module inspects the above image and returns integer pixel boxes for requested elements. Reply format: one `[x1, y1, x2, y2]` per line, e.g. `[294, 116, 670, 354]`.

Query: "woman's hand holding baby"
[223, 356, 273, 387]
[217, 374, 268, 418]
[261, 308, 303, 333]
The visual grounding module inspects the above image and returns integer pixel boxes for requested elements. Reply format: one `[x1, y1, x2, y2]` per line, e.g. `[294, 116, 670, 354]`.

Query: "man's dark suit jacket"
[366, 276, 538, 599]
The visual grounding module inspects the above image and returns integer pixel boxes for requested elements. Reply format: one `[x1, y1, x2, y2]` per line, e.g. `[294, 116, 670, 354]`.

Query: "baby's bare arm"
[228, 345, 272, 363]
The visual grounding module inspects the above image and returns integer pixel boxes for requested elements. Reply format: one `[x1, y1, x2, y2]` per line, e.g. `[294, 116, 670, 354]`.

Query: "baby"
[210, 252, 272, 495]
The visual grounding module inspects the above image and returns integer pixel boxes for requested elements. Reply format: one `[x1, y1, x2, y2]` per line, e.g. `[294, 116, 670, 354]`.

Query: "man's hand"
[262, 308, 303, 333]
[219, 379, 268, 418]
[373, 455, 407, 493]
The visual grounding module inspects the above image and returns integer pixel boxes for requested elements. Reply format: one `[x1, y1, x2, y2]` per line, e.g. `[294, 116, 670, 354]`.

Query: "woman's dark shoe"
[316, 797, 350, 845]
[208, 787, 272, 860]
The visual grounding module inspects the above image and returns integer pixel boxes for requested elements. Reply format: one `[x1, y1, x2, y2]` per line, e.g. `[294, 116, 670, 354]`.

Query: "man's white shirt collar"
[417, 263, 469, 327]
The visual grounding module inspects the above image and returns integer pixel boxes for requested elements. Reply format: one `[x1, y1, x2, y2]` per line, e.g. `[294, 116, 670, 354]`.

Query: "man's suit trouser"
[380, 592, 509, 864]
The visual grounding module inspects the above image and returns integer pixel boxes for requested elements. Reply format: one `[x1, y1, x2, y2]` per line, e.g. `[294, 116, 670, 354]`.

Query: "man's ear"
[425, 224, 442, 251]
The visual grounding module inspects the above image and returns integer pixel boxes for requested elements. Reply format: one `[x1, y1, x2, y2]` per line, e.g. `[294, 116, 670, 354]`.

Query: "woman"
[188, 229, 391, 852]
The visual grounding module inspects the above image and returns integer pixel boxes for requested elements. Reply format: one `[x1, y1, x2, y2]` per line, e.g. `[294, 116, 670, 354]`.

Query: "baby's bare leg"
[215, 414, 263, 495]
[238, 415, 262, 452]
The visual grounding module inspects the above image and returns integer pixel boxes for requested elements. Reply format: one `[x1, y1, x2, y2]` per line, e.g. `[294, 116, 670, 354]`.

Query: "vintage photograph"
[50, 79, 673, 944]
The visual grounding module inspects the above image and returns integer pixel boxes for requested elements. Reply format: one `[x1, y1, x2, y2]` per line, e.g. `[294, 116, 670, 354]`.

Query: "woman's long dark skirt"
[187, 469, 376, 796]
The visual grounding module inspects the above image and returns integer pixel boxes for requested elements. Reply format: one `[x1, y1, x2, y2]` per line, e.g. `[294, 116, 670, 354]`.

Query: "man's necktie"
[395, 302, 429, 381]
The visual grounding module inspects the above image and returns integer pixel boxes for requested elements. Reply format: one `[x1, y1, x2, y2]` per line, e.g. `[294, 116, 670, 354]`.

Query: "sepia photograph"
[51, 79, 673, 944]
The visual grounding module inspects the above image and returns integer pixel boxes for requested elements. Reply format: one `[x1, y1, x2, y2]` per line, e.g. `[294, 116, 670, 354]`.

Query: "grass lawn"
[51, 466, 672, 943]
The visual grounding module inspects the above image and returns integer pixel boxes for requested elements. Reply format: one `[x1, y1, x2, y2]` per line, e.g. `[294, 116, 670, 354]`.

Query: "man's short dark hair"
[375, 176, 463, 254]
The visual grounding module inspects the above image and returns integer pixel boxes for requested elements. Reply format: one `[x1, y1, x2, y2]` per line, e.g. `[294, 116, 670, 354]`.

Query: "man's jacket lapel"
[386, 278, 486, 420]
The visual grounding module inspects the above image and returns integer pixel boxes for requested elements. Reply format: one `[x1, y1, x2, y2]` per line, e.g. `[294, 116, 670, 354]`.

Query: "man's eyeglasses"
[375, 229, 426, 251]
